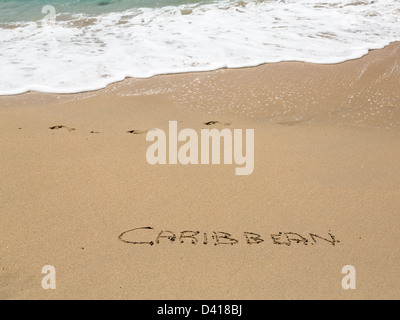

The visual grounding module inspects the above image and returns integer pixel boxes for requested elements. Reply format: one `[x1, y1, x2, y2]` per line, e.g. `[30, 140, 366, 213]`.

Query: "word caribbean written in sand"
[118, 227, 340, 247]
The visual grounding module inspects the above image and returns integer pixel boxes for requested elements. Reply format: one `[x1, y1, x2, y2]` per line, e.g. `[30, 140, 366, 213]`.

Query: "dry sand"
[0, 43, 400, 300]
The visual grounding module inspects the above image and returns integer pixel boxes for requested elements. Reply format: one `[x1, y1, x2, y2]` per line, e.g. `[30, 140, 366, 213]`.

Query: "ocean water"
[0, 0, 399, 95]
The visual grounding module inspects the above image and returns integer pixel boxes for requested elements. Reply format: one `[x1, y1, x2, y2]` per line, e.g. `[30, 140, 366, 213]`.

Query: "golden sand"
[1, 43, 399, 300]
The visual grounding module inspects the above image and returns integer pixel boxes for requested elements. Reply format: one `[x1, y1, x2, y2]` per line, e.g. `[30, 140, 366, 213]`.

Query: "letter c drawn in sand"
[118, 227, 154, 246]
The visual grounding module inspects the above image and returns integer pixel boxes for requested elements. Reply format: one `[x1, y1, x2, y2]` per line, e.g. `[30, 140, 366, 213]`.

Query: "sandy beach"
[1, 42, 400, 300]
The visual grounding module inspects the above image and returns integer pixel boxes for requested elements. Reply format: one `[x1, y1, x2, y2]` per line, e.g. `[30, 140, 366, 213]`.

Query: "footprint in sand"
[49, 125, 76, 131]
[127, 129, 148, 135]
[204, 121, 231, 126]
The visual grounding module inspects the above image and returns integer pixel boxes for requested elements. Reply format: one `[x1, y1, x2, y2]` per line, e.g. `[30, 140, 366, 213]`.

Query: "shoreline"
[1, 42, 400, 132]
[1, 41, 399, 98]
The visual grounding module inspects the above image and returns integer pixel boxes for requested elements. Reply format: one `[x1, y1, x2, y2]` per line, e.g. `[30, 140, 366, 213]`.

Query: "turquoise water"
[0, 0, 212, 23]
[1, 0, 400, 95]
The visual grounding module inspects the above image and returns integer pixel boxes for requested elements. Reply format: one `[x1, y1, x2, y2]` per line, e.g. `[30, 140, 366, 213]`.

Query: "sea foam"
[0, 0, 399, 95]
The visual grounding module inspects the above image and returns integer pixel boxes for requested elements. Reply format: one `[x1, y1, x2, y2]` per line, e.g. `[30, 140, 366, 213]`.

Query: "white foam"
[1, 0, 400, 95]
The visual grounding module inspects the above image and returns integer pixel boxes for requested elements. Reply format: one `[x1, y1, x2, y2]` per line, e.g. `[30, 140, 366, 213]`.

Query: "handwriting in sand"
[118, 227, 340, 247]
